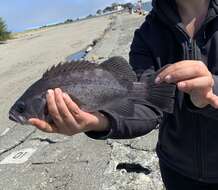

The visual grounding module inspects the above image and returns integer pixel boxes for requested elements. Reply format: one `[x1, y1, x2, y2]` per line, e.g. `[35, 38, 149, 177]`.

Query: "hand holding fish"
[29, 88, 109, 135]
[155, 60, 218, 108]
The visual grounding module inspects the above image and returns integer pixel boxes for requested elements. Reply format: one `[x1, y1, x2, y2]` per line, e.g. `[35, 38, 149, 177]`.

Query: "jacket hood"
[151, 0, 218, 27]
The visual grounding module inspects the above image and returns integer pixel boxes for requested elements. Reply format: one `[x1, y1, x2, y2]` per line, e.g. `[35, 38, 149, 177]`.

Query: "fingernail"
[55, 88, 62, 94]
[28, 119, 34, 125]
[165, 75, 172, 83]
[47, 89, 53, 95]
[155, 77, 161, 84]
[178, 82, 186, 88]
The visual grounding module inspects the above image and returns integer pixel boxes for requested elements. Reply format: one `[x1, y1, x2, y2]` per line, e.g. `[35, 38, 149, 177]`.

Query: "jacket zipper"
[176, 26, 204, 179]
[188, 39, 193, 58]
[187, 38, 204, 180]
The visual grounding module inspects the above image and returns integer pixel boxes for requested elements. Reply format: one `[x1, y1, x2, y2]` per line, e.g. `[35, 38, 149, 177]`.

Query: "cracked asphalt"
[0, 13, 165, 190]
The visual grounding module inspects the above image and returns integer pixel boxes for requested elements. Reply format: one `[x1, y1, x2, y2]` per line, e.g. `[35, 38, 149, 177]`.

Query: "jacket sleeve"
[85, 20, 164, 140]
[184, 75, 218, 120]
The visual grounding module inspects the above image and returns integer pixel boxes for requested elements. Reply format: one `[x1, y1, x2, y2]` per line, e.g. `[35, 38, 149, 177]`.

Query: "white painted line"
[0, 128, 10, 137]
[0, 148, 37, 164]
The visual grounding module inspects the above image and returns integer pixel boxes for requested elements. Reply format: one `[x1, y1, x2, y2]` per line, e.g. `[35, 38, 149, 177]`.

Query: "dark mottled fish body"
[9, 56, 176, 125]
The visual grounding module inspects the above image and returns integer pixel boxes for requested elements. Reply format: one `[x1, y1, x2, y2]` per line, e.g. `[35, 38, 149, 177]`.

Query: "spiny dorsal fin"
[99, 56, 137, 83]
[42, 60, 97, 79]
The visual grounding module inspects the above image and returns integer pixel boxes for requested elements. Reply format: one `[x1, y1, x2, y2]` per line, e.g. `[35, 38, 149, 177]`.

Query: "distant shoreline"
[13, 10, 124, 36]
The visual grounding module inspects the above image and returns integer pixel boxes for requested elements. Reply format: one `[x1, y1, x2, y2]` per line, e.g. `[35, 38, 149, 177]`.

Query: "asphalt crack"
[30, 137, 58, 144]
[106, 140, 154, 153]
[0, 128, 37, 156]
[32, 160, 89, 166]
[32, 162, 55, 165]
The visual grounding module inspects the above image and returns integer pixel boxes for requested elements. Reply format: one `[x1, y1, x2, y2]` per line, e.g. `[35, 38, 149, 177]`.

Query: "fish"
[9, 56, 176, 125]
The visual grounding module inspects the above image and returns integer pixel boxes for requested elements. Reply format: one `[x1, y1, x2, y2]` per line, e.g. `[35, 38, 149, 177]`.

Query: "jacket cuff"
[84, 110, 118, 140]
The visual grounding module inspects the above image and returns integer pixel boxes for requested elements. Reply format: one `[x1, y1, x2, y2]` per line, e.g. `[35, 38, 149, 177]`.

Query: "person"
[29, 0, 218, 189]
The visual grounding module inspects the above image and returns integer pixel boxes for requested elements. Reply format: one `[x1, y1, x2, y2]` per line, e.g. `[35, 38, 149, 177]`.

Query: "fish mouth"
[9, 111, 26, 125]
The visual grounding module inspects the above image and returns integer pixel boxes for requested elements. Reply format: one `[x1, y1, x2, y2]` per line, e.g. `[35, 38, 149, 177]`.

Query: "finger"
[156, 61, 204, 83]
[54, 88, 77, 126]
[155, 61, 187, 83]
[206, 93, 218, 109]
[62, 93, 81, 116]
[177, 76, 213, 93]
[28, 118, 58, 133]
[161, 66, 206, 83]
[47, 89, 64, 126]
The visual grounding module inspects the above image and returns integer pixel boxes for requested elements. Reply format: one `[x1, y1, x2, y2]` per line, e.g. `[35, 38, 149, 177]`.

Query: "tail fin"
[134, 66, 176, 113]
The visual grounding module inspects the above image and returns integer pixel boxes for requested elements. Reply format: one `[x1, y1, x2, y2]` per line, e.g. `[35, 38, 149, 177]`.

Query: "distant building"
[116, 5, 124, 11]
[96, 9, 102, 15]
[135, 0, 152, 15]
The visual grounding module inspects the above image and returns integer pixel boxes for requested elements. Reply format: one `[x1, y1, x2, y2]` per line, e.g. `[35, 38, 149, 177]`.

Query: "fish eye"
[16, 102, 26, 113]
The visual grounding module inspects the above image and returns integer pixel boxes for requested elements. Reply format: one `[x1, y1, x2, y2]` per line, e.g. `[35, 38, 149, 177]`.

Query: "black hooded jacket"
[86, 0, 218, 183]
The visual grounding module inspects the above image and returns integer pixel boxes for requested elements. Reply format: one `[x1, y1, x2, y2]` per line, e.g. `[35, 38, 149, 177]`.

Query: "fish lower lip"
[9, 112, 25, 125]
[9, 113, 18, 122]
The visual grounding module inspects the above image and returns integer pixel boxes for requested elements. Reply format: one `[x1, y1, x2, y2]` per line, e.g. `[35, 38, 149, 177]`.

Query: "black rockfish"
[9, 56, 176, 125]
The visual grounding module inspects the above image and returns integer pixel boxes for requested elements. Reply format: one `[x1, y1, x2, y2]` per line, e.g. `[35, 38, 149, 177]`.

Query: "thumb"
[206, 92, 218, 109]
[28, 118, 59, 133]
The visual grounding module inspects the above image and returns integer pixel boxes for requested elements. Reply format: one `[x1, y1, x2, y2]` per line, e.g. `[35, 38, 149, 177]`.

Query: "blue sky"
[0, 0, 138, 32]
